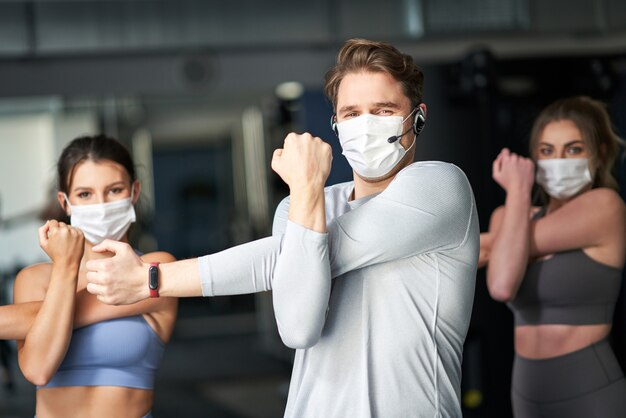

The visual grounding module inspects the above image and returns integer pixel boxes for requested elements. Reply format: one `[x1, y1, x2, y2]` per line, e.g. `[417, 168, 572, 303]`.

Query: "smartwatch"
[149, 262, 160, 298]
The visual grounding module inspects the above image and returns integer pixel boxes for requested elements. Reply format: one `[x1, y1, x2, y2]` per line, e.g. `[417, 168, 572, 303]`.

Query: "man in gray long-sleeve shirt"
[86, 38, 479, 417]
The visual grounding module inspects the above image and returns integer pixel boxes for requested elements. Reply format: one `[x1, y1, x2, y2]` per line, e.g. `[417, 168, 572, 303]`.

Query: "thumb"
[92, 239, 126, 255]
[38, 221, 51, 247]
[492, 155, 501, 177]
[271, 148, 283, 173]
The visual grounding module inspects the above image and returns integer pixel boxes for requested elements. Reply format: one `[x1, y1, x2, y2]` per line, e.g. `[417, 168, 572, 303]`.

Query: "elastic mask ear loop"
[588, 160, 596, 186]
[402, 108, 419, 152]
[63, 193, 73, 217]
[402, 108, 417, 125]
[404, 134, 417, 154]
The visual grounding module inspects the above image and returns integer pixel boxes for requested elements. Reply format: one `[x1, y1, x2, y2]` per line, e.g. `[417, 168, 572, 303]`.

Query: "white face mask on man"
[64, 192, 136, 244]
[336, 109, 417, 179]
[535, 158, 592, 200]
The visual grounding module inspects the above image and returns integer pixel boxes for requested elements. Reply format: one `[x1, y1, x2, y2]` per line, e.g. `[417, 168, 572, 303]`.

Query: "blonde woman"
[481, 96, 626, 417]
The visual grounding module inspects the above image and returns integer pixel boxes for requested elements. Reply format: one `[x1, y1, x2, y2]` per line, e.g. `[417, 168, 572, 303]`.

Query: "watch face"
[149, 266, 159, 290]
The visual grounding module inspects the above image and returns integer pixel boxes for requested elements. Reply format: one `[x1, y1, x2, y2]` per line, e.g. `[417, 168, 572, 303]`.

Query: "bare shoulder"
[593, 188, 626, 227]
[595, 188, 625, 209]
[140, 251, 177, 264]
[573, 187, 622, 204]
[575, 188, 625, 220]
[14, 262, 52, 302]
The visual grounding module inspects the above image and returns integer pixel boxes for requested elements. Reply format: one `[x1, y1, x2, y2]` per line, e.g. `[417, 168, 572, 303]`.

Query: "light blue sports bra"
[38, 316, 165, 390]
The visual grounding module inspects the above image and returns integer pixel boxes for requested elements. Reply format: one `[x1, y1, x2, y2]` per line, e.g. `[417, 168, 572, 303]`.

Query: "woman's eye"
[78, 192, 90, 199]
[539, 148, 552, 156]
[110, 188, 123, 194]
[567, 146, 584, 155]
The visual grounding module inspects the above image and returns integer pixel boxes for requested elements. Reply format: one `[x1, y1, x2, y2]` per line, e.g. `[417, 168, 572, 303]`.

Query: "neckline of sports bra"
[530, 248, 622, 272]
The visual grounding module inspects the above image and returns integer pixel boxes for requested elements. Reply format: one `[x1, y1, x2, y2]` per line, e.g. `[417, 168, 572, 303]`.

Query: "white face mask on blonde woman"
[535, 158, 592, 200]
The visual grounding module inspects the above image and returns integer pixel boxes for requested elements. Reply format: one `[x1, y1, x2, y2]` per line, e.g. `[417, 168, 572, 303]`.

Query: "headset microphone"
[388, 107, 426, 143]
[387, 127, 413, 143]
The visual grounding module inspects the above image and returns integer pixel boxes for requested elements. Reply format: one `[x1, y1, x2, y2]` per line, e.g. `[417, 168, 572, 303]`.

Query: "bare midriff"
[36, 386, 153, 418]
[515, 323, 611, 359]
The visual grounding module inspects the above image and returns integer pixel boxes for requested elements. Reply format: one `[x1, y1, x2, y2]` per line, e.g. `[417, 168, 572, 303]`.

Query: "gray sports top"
[198, 161, 479, 417]
[508, 210, 622, 326]
[509, 249, 622, 325]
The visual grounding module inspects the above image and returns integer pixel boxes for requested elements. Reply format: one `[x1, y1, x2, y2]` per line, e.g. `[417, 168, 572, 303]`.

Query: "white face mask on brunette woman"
[64, 191, 136, 244]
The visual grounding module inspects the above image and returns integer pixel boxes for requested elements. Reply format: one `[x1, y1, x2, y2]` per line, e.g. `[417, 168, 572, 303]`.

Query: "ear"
[413, 103, 427, 135]
[418, 103, 427, 120]
[57, 191, 70, 216]
[131, 180, 141, 205]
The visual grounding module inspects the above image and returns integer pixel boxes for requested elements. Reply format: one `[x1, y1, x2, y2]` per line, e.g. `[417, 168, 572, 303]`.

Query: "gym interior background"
[0, 0, 625, 416]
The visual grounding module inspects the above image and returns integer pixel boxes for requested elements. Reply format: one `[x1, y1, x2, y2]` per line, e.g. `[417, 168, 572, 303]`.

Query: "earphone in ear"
[413, 107, 426, 136]
[330, 114, 338, 136]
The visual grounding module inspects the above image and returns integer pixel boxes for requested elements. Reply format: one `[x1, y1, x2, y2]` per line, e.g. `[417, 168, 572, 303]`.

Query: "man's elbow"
[277, 325, 321, 349]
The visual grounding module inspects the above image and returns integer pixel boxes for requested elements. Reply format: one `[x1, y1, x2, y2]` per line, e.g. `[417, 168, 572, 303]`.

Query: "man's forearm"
[288, 186, 327, 233]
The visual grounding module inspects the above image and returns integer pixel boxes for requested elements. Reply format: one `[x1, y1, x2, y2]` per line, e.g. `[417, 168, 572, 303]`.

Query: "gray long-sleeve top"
[198, 161, 479, 417]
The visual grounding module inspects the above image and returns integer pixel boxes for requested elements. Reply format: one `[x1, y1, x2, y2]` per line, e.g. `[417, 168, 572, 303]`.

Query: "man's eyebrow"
[338, 105, 358, 113]
[338, 102, 401, 113]
[372, 102, 401, 109]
